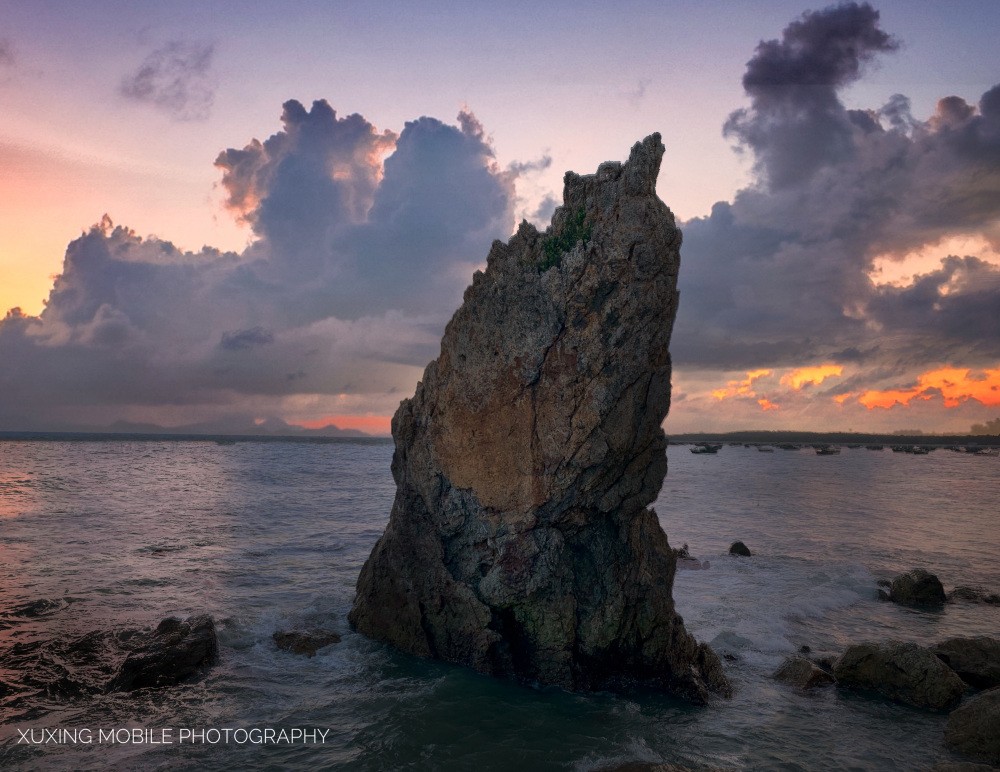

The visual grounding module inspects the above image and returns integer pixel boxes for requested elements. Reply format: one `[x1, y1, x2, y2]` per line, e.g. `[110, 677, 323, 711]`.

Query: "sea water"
[0, 439, 997, 770]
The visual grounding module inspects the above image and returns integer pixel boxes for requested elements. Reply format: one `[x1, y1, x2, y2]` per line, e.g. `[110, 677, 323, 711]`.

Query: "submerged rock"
[889, 569, 947, 607]
[834, 641, 965, 710]
[729, 541, 752, 557]
[107, 615, 218, 692]
[944, 687, 1000, 764]
[349, 135, 730, 703]
[273, 629, 341, 657]
[934, 637, 1000, 690]
[949, 586, 1000, 605]
[773, 655, 836, 689]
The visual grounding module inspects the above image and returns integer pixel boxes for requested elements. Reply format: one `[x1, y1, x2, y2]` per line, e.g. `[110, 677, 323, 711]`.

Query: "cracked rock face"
[349, 134, 730, 703]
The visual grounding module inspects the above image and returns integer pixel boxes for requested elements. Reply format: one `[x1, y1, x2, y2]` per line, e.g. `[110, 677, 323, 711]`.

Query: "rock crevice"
[349, 135, 730, 702]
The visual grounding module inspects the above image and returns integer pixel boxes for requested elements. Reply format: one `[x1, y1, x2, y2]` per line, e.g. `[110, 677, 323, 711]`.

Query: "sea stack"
[349, 134, 730, 703]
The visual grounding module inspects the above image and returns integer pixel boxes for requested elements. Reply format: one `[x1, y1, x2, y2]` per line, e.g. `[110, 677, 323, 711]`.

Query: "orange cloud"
[712, 369, 772, 400]
[780, 364, 843, 390]
[757, 398, 779, 411]
[859, 367, 1000, 409]
[293, 414, 392, 435]
[833, 392, 853, 405]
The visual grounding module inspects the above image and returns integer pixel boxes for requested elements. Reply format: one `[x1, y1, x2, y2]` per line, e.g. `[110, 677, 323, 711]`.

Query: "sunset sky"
[1, 1, 998, 435]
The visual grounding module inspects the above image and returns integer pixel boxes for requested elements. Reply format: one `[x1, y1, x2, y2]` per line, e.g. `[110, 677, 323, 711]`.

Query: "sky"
[1, 0, 998, 435]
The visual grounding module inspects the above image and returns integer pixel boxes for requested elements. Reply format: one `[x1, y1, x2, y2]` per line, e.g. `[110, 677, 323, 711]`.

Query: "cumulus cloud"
[0, 104, 528, 431]
[121, 41, 216, 121]
[675, 1, 1000, 425]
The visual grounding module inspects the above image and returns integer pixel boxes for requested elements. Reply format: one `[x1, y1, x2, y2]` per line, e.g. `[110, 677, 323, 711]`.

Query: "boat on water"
[815, 446, 840, 455]
[690, 443, 722, 454]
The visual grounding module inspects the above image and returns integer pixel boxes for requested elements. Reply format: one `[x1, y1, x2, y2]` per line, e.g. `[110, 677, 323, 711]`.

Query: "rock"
[833, 641, 965, 710]
[676, 543, 709, 571]
[890, 568, 947, 607]
[273, 629, 341, 657]
[934, 637, 1000, 689]
[799, 644, 811, 654]
[877, 589, 891, 601]
[773, 655, 836, 689]
[949, 586, 1000, 605]
[944, 687, 1000, 764]
[729, 541, 752, 557]
[814, 656, 836, 673]
[348, 135, 731, 703]
[595, 764, 709, 772]
[107, 615, 218, 692]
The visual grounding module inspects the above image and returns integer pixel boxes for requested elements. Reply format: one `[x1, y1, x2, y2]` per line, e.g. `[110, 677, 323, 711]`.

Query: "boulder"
[729, 541, 752, 557]
[773, 655, 836, 689]
[273, 629, 341, 657]
[890, 569, 947, 607]
[944, 687, 1000, 764]
[934, 637, 1000, 689]
[107, 615, 218, 692]
[349, 136, 730, 703]
[833, 641, 965, 710]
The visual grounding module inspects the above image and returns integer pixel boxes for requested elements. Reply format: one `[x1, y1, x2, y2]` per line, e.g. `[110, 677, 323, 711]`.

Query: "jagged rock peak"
[349, 134, 731, 703]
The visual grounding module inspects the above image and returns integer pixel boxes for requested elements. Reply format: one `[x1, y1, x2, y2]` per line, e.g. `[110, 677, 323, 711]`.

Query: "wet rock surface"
[934, 637, 1000, 690]
[949, 586, 1000, 605]
[834, 641, 965, 710]
[273, 629, 342, 657]
[889, 568, 947, 607]
[773, 655, 836, 689]
[944, 687, 1000, 764]
[106, 615, 219, 692]
[0, 614, 218, 720]
[728, 541, 752, 557]
[349, 135, 730, 703]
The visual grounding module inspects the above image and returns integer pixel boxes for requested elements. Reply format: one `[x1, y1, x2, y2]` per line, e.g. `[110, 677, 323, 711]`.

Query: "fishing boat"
[690, 443, 722, 454]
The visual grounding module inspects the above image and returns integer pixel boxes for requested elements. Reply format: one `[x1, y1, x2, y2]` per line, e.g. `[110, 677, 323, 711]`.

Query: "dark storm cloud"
[722, 2, 897, 188]
[0, 105, 525, 429]
[121, 41, 216, 121]
[220, 326, 274, 351]
[676, 3, 1000, 381]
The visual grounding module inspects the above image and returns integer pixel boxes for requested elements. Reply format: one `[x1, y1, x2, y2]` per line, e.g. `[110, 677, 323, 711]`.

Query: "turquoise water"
[0, 440, 997, 770]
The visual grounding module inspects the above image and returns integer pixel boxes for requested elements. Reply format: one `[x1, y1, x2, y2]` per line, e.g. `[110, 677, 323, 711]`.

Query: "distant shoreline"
[0, 431, 393, 444]
[1, 429, 995, 447]
[671, 430, 1000, 447]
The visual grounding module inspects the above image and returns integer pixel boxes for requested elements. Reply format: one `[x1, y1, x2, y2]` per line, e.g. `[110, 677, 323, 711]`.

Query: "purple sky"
[1, 1, 998, 434]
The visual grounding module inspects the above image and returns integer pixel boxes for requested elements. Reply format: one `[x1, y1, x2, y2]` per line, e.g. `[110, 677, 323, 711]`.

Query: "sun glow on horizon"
[858, 367, 1000, 410]
[291, 414, 392, 435]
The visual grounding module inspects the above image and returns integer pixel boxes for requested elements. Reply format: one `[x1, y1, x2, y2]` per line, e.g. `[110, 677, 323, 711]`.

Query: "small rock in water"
[944, 687, 1000, 764]
[799, 644, 811, 654]
[107, 615, 218, 692]
[273, 629, 341, 657]
[834, 641, 965, 710]
[773, 655, 835, 689]
[934, 637, 1000, 690]
[889, 568, 947, 607]
[729, 541, 752, 557]
[949, 586, 1000, 605]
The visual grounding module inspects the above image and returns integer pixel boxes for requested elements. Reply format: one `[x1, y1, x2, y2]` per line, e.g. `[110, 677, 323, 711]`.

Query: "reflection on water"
[0, 440, 997, 770]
